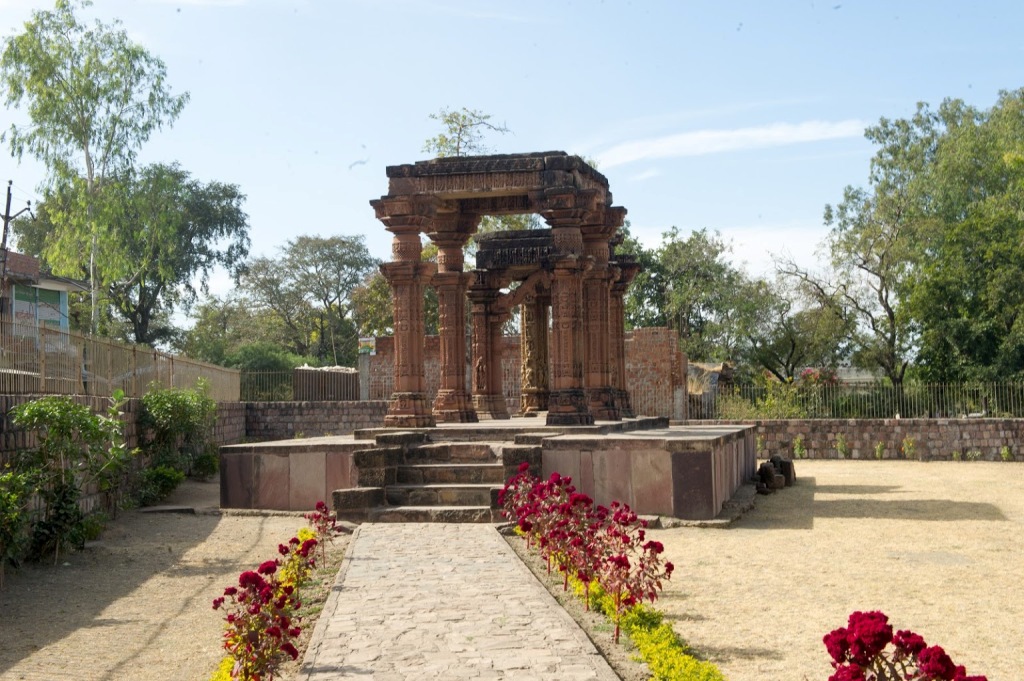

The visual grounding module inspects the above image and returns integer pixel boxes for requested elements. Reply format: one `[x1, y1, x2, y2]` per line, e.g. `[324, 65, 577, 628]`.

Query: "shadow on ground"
[0, 479, 226, 677]
[737, 476, 1007, 530]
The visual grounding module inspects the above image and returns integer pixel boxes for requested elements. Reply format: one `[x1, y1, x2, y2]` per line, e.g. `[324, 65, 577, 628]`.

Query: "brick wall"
[243, 401, 389, 441]
[624, 327, 686, 419]
[691, 418, 1024, 461]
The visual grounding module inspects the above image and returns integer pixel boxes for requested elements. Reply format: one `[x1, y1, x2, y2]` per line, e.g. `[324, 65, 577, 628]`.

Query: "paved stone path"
[299, 524, 619, 680]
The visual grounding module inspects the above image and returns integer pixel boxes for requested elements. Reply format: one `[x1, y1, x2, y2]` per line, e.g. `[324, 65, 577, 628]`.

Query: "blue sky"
[2, 0, 1021, 303]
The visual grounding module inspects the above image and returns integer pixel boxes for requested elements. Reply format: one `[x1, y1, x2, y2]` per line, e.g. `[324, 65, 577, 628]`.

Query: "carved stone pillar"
[541, 190, 595, 426]
[468, 281, 509, 420]
[430, 228, 477, 423]
[610, 256, 640, 419]
[519, 293, 549, 416]
[582, 233, 618, 421]
[371, 196, 437, 428]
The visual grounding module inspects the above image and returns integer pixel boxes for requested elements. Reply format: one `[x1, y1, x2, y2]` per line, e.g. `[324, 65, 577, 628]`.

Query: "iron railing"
[704, 381, 1024, 420]
[241, 368, 359, 402]
[0, 320, 240, 401]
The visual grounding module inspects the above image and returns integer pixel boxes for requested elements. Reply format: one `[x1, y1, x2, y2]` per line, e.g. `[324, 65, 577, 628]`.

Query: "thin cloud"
[629, 169, 661, 182]
[597, 120, 865, 168]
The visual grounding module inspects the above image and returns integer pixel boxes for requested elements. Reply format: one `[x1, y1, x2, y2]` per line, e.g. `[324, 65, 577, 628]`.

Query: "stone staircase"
[334, 432, 542, 524]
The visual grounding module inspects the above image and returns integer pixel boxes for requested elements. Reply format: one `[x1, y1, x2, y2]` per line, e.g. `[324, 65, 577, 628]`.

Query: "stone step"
[385, 484, 498, 507]
[368, 505, 496, 523]
[403, 442, 500, 464]
[396, 463, 506, 485]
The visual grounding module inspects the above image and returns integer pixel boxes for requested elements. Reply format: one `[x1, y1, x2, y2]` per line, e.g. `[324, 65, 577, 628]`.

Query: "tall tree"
[237, 236, 379, 365]
[1, 0, 189, 332]
[17, 163, 249, 345]
[777, 104, 942, 387]
[909, 90, 1024, 381]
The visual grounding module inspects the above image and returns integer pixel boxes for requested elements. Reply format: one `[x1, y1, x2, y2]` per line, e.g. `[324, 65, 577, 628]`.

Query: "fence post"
[38, 326, 46, 392]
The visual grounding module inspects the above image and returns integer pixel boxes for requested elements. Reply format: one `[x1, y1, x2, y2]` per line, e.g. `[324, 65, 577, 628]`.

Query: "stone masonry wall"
[243, 401, 389, 441]
[690, 418, 1024, 461]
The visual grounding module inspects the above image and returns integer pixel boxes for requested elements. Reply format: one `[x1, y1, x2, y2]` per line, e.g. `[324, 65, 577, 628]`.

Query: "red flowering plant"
[213, 537, 318, 680]
[594, 502, 674, 643]
[498, 462, 541, 545]
[303, 500, 336, 562]
[824, 611, 986, 681]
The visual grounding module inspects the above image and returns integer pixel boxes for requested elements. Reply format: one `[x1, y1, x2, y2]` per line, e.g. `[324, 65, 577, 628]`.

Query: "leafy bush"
[1000, 445, 1013, 462]
[140, 380, 218, 480]
[137, 466, 186, 506]
[793, 434, 807, 459]
[0, 468, 32, 588]
[10, 394, 132, 563]
[874, 441, 886, 460]
[835, 433, 850, 459]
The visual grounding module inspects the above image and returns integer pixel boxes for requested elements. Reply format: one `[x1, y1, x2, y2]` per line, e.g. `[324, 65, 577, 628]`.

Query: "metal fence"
[241, 368, 359, 402]
[0, 320, 240, 401]
[707, 381, 1024, 419]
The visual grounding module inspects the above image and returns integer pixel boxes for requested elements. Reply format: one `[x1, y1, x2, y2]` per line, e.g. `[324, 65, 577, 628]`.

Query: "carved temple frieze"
[371, 151, 641, 427]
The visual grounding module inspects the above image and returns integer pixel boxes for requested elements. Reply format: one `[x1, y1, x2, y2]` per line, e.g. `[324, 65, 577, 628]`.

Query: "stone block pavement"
[298, 523, 619, 680]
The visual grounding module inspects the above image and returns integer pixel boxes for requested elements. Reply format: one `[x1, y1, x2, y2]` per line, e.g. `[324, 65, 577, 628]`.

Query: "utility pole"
[1, 180, 35, 323]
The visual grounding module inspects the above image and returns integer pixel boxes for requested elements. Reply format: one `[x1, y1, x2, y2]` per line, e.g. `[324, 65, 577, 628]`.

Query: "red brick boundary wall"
[690, 418, 1024, 461]
[368, 327, 686, 419]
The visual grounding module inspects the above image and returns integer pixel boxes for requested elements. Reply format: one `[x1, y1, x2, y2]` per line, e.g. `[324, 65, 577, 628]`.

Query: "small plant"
[793, 434, 807, 459]
[755, 434, 766, 456]
[952, 451, 962, 462]
[140, 380, 218, 480]
[0, 467, 32, 589]
[965, 450, 982, 462]
[303, 501, 337, 563]
[874, 441, 886, 460]
[213, 539, 317, 680]
[835, 433, 850, 460]
[11, 394, 133, 564]
[1000, 445, 1013, 462]
[900, 436, 916, 460]
[824, 610, 987, 680]
[137, 465, 186, 506]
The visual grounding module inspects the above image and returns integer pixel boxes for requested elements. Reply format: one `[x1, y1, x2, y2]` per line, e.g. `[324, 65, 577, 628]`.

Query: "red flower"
[257, 560, 278, 575]
[823, 627, 850, 664]
[281, 642, 299, 660]
[894, 629, 927, 657]
[288, 627, 301, 637]
[918, 645, 956, 680]
[265, 626, 282, 638]
[828, 664, 866, 681]
[223, 586, 238, 597]
[518, 461, 530, 473]
[239, 571, 265, 590]
[846, 611, 892, 665]
[642, 540, 664, 554]
[212, 597, 225, 610]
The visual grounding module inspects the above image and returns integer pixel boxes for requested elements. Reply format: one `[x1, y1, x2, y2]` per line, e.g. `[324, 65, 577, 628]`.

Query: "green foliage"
[900, 436, 916, 460]
[10, 394, 132, 563]
[136, 465, 185, 506]
[717, 380, 809, 419]
[574, 580, 725, 681]
[0, 467, 32, 588]
[952, 451, 962, 462]
[1000, 445, 1013, 462]
[140, 381, 217, 480]
[237, 236, 378, 365]
[423, 106, 508, 158]
[792, 434, 807, 459]
[755, 435, 765, 456]
[835, 433, 850, 459]
[1, 0, 189, 332]
[874, 441, 886, 460]
[965, 449, 982, 462]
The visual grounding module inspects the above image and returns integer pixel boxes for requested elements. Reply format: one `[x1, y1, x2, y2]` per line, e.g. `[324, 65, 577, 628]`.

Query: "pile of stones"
[755, 455, 795, 494]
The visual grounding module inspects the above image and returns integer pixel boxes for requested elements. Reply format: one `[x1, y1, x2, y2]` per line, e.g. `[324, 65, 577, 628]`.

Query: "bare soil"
[0, 478, 348, 681]
[651, 460, 1024, 681]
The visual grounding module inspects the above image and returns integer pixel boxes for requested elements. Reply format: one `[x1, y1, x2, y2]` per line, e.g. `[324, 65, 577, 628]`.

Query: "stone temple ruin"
[371, 151, 637, 427]
[220, 152, 755, 522]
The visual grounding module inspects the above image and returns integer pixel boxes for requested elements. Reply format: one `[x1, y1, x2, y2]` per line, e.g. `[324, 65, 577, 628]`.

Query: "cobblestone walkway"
[299, 524, 619, 680]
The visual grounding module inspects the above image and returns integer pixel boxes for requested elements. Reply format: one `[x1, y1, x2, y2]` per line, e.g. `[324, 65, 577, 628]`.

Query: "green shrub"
[140, 380, 218, 479]
[0, 467, 32, 588]
[874, 441, 886, 460]
[1000, 445, 1013, 462]
[792, 434, 807, 459]
[835, 433, 850, 459]
[900, 436, 916, 460]
[965, 450, 982, 462]
[10, 394, 132, 564]
[137, 466, 186, 506]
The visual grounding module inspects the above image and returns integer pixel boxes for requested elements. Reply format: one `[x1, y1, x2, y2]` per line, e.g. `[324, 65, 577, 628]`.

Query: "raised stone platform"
[219, 416, 755, 521]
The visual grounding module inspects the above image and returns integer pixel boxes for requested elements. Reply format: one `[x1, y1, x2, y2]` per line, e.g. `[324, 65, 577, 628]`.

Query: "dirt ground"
[1, 461, 1020, 681]
[0, 478, 345, 681]
[651, 460, 1024, 681]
